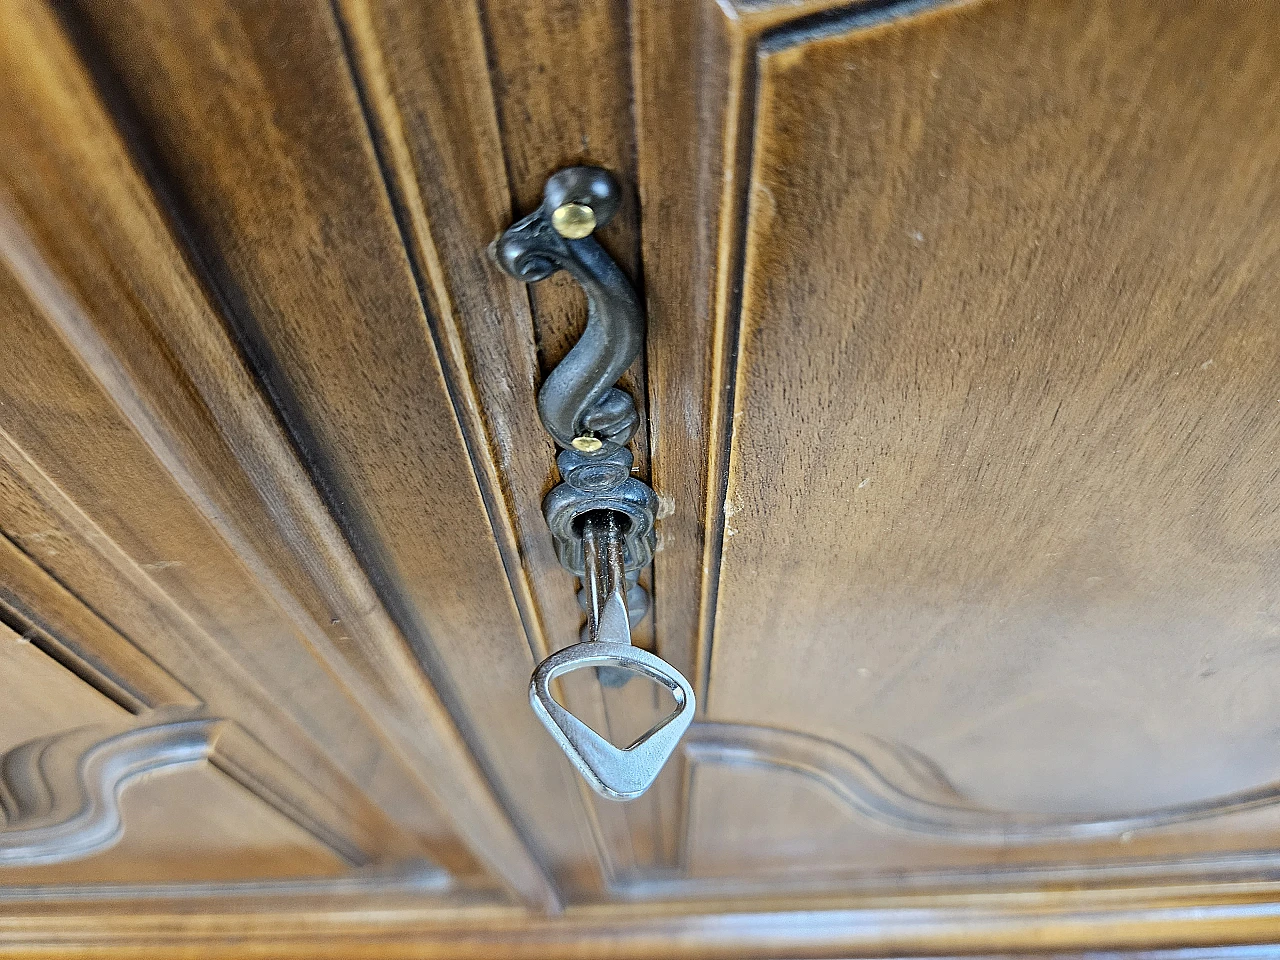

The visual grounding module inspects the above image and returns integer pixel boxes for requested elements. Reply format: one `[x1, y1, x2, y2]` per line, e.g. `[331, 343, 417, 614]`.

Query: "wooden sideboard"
[2, 0, 1279, 954]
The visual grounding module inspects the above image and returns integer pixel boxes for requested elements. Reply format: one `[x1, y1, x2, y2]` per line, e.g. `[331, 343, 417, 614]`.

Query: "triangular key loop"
[530, 641, 696, 800]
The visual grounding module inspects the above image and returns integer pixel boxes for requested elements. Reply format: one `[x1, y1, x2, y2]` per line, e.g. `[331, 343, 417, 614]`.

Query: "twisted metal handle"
[490, 167, 642, 450]
[492, 166, 656, 578]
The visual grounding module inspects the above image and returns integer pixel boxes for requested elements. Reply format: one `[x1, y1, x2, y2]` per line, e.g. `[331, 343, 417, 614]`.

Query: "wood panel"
[0, 427, 435, 872]
[1, 880, 1280, 958]
[1, 762, 351, 885]
[469, 0, 667, 871]
[0, 534, 197, 714]
[673, 0, 1280, 885]
[1, 0, 544, 900]
[47, 0, 588, 899]
[681, 721, 1280, 883]
[15, 767, 350, 884]
[0, 623, 351, 883]
[6, 0, 1280, 950]
[0, 622, 124, 753]
[631, 0, 756, 872]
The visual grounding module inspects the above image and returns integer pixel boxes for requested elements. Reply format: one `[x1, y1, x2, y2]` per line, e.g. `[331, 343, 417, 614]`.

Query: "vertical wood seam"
[330, 0, 553, 668]
[694, 20, 759, 713]
[330, 0, 644, 897]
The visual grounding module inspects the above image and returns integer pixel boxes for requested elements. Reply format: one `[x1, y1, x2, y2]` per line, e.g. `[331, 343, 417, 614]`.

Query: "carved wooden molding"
[0, 878, 1274, 958]
[0, 714, 217, 865]
[686, 722, 1280, 843]
[0, 711, 444, 875]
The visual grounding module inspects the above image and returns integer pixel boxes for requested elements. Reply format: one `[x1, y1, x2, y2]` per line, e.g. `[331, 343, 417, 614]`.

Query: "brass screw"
[571, 435, 603, 453]
[552, 202, 596, 240]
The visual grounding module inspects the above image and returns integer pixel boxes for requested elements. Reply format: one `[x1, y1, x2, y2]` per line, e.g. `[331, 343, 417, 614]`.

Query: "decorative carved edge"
[600, 721, 1280, 900]
[0, 711, 450, 880]
[684, 722, 1280, 842]
[0, 879, 1275, 957]
[0, 432, 454, 875]
[0, 714, 217, 865]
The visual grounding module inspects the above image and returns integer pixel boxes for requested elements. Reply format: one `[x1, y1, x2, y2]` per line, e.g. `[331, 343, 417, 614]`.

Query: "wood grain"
[0, 880, 1279, 958]
[0, 428, 444, 874]
[701, 0, 1280, 867]
[1, 0, 529, 896]
[0, 711, 352, 882]
[6, 0, 1280, 948]
[465, 0, 667, 869]
[0, 627, 350, 882]
[333, 0, 674, 881]
[478, 0, 651, 490]
[57, 0, 590, 898]
[0, 534, 197, 713]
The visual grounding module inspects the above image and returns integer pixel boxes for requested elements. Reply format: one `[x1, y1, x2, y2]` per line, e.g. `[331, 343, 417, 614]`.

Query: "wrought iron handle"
[491, 167, 642, 450]
[493, 167, 695, 801]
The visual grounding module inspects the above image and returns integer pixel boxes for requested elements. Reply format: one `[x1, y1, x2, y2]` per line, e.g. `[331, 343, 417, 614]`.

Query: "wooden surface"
[688, 0, 1280, 883]
[0, 881, 1279, 958]
[1, 0, 529, 901]
[0, 621, 348, 884]
[335, 0, 670, 883]
[3, 0, 1280, 953]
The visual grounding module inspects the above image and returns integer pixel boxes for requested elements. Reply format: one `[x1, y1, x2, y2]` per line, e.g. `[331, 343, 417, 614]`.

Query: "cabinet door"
[0, 0, 560, 908]
[4, 0, 1280, 953]
[636, 0, 1280, 894]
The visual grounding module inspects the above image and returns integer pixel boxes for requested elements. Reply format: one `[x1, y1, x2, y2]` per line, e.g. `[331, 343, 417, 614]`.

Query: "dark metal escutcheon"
[490, 167, 642, 451]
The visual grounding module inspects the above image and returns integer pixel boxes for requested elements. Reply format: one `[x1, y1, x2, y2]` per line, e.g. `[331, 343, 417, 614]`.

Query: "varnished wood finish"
[334, 0, 669, 883]
[0, 713, 353, 883]
[0, 534, 197, 713]
[1, 0, 536, 901]
[680, 0, 1280, 885]
[460, 0, 668, 872]
[0, 882, 1279, 958]
[51, 0, 584, 903]
[4, 0, 1280, 953]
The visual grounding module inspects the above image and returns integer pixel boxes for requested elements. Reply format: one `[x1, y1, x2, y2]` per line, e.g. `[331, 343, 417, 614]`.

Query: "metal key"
[529, 511, 696, 800]
[495, 168, 694, 800]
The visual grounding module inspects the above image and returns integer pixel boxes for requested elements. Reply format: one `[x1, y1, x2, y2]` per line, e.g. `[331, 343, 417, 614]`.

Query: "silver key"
[529, 512, 695, 800]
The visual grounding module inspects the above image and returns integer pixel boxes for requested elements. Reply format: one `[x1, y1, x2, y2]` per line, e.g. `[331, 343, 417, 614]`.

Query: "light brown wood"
[0, 881, 1278, 958]
[0, 624, 351, 883]
[0, 622, 125, 752]
[678, 0, 1280, 887]
[0, 533, 197, 713]
[0, 0, 533, 900]
[1, 765, 351, 886]
[4, 0, 1280, 952]
[333, 0, 670, 881]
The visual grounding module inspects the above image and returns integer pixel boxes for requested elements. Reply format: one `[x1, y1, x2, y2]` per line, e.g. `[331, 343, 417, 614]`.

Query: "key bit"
[580, 510, 632, 646]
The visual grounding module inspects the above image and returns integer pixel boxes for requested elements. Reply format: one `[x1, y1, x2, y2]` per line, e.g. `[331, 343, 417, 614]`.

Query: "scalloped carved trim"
[0, 714, 219, 865]
[686, 722, 1280, 842]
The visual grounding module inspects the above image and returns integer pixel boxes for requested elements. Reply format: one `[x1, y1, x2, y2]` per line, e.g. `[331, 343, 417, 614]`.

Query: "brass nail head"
[571, 435, 603, 453]
[552, 202, 596, 239]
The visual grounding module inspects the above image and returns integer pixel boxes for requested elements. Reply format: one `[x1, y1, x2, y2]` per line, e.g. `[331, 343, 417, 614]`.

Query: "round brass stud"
[552, 202, 597, 240]
[571, 435, 604, 453]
